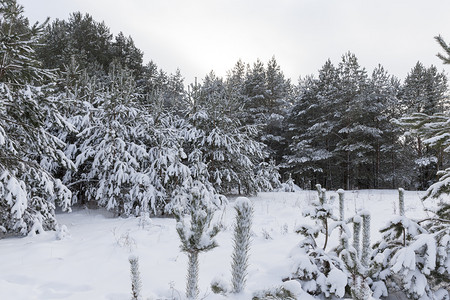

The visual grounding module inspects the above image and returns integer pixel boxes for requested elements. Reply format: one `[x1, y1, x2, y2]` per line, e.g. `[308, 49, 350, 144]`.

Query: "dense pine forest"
[1, 0, 449, 235]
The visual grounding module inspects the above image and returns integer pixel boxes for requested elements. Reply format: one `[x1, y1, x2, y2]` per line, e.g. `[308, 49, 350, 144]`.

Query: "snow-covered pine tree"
[285, 185, 349, 298]
[147, 112, 193, 215]
[129, 255, 142, 300]
[337, 189, 345, 221]
[367, 65, 404, 188]
[399, 63, 448, 190]
[283, 67, 337, 189]
[0, 0, 73, 235]
[352, 214, 362, 258]
[284, 56, 403, 190]
[341, 246, 370, 300]
[283, 173, 295, 192]
[231, 197, 254, 293]
[174, 180, 221, 300]
[418, 174, 450, 296]
[187, 72, 271, 195]
[361, 213, 371, 268]
[255, 160, 282, 192]
[341, 211, 372, 300]
[67, 64, 153, 215]
[370, 188, 448, 299]
[261, 56, 292, 163]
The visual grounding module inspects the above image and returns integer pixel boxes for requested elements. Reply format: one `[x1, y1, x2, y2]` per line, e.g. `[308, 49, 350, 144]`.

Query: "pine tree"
[334, 52, 373, 190]
[399, 62, 448, 189]
[66, 64, 154, 215]
[284, 56, 403, 190]
[0, 0, 73, 235]
[187, 72, 271, 195]
[285, 184, 349, 298]
[110, 32, 143, 76]
[231, 197, 253, 293]
[283, 66, 337, 189]
[37, 12, 113, 74]
[174, 180, 221, 300]
[370, 189, 448, 299]
[129, 255, 142, 300]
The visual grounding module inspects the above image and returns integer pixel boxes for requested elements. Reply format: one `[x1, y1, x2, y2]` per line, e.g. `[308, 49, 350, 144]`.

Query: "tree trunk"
[186, 252, 199, 300]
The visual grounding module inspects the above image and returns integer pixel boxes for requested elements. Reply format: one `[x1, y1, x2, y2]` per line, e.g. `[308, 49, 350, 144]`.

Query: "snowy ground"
[0, 189, 434, 300]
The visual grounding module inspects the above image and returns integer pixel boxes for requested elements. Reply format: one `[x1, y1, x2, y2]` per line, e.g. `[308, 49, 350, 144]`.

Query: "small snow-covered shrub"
[282, 173, 295, 192]
[252, 280, 303, 300]
[112, 228, 136, 252]
[210, 275, 229, 295]
[55, 224, 70, 240]
[261, 228, 273, 240]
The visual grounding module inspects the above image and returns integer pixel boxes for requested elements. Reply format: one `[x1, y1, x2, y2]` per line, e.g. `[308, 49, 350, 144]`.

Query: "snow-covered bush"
[55, 224, 70, 240]
[210, 275, 229, 295]
[283, 173, 295, 192]
[252, 280, 305, 300]
[231, 197, 254, 293]
[255, 160, 282, 192]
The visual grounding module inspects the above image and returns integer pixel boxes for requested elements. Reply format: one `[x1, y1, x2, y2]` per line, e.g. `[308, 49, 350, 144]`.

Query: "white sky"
[20, 0, 450, 85]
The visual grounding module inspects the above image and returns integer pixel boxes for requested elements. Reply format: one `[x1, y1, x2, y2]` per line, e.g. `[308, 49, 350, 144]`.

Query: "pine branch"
[417, 217, 450, 224]
[435, 35, 450, 64]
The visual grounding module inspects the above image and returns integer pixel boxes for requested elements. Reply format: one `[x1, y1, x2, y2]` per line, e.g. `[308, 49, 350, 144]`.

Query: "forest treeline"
[1, 0, 450, 235]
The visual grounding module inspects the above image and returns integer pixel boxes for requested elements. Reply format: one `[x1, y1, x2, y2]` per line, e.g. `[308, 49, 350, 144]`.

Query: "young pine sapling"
[174, 181, 220, 300]
[231, 197, 254, 294]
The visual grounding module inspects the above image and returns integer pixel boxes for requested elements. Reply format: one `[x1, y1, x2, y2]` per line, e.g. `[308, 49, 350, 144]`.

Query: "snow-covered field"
[0, 190, 432, 300]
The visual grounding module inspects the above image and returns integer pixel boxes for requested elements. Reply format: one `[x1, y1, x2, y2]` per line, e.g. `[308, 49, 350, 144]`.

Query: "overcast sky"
[20, 0, 450, 85]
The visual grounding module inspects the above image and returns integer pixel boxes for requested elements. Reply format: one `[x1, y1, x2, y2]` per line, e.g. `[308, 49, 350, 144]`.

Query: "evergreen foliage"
[283, 54, 407, 190]
[37, 12, 143, 77]
[63, 64, 152, 215]
[129, 255, 142, 300]
[435, 35, 450, 64]
[398, 63, 448, 189]
[286, 185, 349, 298]
[370, 189, 449, 299]
[0, 0, 73, 235]
[187, 72, 274, 195]
[231, 197, 253, 293]
[174, 180, 221, 299]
